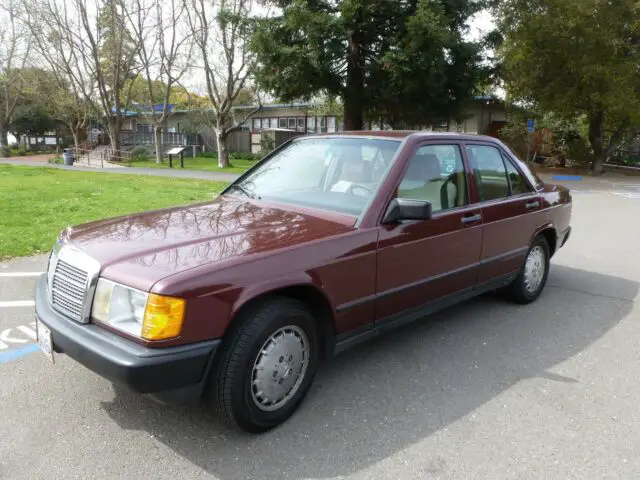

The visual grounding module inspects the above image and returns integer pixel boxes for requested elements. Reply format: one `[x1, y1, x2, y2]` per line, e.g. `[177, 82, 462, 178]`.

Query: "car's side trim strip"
[335, 246, 528, 313]
[334, 271, 519, 354]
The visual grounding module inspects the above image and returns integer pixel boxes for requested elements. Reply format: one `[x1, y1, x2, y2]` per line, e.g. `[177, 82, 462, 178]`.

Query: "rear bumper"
[35, 275, 219, 404]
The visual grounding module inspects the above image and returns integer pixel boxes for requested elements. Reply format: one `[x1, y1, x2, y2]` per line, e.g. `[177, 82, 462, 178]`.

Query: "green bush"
[200, 151, 218, 159]
[131, 146, 150, 161]
[47, 156, 63, 164]
[230, 151, 262, 161]
[18, 144, 31, 156]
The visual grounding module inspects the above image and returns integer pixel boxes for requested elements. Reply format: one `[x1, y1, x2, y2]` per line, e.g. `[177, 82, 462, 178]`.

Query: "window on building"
[270, 118, 278, 129]
[288, 118, 296, 129]
[307, 117, 316, 133]
[278, 118, 287, 129]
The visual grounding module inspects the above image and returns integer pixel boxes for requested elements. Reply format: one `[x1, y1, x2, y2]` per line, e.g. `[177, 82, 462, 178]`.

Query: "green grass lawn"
[0, 165, 229, 259]
[130, 156, 257, 174]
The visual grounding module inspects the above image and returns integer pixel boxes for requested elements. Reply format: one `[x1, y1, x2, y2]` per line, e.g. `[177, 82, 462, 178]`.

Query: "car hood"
[61, 195, 354, 291]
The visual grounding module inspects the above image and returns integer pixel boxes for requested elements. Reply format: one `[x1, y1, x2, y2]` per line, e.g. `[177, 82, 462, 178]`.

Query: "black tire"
[207, 297, 319, 433]
[505, 235, 551, 304]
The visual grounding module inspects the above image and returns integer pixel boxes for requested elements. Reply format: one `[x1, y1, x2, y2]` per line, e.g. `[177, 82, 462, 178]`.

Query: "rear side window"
[503, 156, 530, 195]
[465, 145, 510, 201]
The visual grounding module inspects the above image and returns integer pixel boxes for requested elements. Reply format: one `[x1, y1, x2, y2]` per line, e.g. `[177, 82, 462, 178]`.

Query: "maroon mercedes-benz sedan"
[35, 131, 572, 432]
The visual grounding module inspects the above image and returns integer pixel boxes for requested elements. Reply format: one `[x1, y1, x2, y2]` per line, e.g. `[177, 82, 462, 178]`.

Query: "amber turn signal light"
[142, 294, 186, 341]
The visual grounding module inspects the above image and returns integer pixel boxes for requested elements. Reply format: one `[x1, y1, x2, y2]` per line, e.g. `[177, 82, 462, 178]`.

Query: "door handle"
[461, 213, 482, 225]
[526, 201, 540, 209]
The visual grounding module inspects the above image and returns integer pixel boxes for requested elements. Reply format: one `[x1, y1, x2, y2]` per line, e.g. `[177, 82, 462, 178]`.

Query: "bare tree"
[23, 0, 142, 156]
[0, 0, 31, 155]
[186, 0, 262, 168]
[124, 0, 193, 163]
[22, 5, 90, 150]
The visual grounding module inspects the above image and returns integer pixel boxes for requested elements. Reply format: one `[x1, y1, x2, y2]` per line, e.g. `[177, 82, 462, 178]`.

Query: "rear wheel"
[505, 235, 551, 304]
[208, 298, 319, 433]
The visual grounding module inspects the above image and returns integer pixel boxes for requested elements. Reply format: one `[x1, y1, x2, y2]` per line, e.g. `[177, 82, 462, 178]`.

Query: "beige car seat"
[398, 153, 457, 211]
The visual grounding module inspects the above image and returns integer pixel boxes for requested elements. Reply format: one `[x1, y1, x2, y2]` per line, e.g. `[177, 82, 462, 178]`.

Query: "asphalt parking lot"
[1, 175, 639, 480]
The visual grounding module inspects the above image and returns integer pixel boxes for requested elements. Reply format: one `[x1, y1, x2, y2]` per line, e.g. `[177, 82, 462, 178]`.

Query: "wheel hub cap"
[524, 245, 546, 293]
[251, 326, 309, 412]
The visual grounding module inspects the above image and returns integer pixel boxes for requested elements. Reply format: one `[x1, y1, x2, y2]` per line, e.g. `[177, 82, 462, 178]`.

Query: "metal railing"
[70, 147, 101, 167]
[104, 148, 132, 166]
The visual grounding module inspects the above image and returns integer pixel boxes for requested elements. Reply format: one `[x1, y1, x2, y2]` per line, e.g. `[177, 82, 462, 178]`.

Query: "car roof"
[303, 130, 501, 143]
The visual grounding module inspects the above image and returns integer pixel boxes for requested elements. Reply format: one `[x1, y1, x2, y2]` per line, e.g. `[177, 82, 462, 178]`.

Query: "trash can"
[62, 149, 74, 166]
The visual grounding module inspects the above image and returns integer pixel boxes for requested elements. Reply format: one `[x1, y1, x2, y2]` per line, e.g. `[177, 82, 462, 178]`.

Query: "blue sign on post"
[527, 119, 536, 133]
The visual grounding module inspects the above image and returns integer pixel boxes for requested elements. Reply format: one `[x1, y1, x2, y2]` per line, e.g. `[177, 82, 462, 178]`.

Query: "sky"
[468, 8, 496, 42]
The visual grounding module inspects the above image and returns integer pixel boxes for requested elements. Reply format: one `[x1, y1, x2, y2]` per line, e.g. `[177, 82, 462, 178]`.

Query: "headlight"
[91, 278, 186, 341]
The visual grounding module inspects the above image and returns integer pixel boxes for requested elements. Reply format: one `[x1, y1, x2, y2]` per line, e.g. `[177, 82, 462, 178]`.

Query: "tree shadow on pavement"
[102, 265, 637, 480]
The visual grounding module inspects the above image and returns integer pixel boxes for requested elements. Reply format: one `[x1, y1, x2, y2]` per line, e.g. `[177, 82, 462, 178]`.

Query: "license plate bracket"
[36, 319, 55, 364]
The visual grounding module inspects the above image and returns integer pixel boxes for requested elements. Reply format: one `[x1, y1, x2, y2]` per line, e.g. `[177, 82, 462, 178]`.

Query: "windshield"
[226, 137, 401, 216]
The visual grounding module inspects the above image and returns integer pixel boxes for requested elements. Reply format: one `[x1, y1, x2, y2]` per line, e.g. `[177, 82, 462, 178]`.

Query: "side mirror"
[382, 198, 432, 224]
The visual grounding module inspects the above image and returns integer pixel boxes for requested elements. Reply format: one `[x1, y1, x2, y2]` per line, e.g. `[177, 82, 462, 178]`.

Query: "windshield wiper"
[227, 184, 258, 199]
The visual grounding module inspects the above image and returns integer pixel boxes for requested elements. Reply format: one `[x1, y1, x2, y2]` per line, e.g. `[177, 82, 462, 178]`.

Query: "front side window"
[398, 144, 468, 213]
[465, 145, 509, 201]
[227, 138, 401, 216]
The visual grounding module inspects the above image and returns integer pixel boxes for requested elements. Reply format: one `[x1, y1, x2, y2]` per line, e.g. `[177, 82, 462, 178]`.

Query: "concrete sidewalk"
[0, 158, 240, 182]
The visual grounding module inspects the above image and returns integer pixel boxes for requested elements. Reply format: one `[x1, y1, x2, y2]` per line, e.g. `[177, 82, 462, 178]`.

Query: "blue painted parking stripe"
[552, 175, 583, 181]
[0, 344, 39, 364]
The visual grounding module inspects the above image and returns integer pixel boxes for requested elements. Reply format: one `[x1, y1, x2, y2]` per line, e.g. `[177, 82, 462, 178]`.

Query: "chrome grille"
[51, 259, 88, 321]
[48, 245, 101, 323]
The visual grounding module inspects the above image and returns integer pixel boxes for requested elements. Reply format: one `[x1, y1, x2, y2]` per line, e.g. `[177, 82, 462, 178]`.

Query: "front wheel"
[505, 236, 551, 304]
[208, 298, 319, 433]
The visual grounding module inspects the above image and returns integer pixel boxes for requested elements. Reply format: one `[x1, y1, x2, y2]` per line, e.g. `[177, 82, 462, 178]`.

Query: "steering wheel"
[346, 183, 374, 197]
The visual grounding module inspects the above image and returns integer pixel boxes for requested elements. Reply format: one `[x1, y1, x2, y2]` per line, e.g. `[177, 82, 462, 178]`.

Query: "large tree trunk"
[0, 123, 9, 157]
[108, 118, 122, 156]
[588, 110, 605, 175]
[71, 129, 80, 152]
[344, 34, 364, 131]
[154, 126, 163, 164]
[216, 129, 229, 168]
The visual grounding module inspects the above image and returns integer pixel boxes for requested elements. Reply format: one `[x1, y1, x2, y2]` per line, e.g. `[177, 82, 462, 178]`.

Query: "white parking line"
[0, 272, 43, 277]
[612, 192, 640, 199]
[0, 300, 35, 308]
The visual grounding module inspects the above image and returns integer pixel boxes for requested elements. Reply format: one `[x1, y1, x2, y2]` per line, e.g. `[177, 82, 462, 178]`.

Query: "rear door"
[375, 142, 483, 322]
[463, 143, 542, 285]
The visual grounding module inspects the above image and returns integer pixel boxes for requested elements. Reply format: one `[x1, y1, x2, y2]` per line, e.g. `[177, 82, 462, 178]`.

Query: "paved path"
[0, 158, 240, 182]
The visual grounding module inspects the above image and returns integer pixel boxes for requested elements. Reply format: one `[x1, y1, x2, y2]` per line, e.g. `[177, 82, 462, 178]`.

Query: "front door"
[375, 142, 483, 322]
[463, 143, 542, 284]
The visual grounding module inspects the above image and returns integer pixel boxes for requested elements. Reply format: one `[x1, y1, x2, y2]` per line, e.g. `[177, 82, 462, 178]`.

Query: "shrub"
[230, 151, 262, 161]
[131, 146, 150, 161]
[18, 144, 30, 156]
[47, 156, 63, 164]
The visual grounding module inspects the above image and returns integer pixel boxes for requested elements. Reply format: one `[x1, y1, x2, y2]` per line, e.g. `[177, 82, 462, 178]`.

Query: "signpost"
[526, 119, 536, 163]
[166, 146, 187, 168]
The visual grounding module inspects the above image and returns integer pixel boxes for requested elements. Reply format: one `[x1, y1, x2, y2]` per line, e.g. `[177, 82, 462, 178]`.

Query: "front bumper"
[35, 275, 220, 404]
